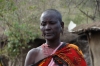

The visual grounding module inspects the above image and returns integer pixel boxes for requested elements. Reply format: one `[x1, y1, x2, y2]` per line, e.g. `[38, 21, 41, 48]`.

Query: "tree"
[66, 0, 100, 21]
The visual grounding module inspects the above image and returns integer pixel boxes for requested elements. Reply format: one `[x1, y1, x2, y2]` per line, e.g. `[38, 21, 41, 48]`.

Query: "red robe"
[37, 44, 87, 66]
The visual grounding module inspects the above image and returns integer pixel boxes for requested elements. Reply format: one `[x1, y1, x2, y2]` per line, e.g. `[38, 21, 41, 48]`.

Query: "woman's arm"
[24, 48, 39, 66]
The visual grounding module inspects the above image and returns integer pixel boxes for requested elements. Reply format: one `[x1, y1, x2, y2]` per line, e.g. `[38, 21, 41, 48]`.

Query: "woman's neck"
[45, 39, 61, 49]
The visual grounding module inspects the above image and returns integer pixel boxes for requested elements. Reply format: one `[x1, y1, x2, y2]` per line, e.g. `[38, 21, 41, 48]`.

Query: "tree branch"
[79, 8, 95, 20]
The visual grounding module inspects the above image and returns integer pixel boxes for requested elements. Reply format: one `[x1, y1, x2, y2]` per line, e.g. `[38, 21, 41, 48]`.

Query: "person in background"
[24, 9, 87, 66]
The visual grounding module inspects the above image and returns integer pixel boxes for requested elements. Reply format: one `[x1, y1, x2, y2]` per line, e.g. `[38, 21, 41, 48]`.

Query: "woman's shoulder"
[24, 46, 42, 66]
[28, 46, 42, 55]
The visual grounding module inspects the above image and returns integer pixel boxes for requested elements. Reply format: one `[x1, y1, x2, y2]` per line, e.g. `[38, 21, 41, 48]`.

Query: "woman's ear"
[60, 22, 64, 35]
[61, 22, 64, 29]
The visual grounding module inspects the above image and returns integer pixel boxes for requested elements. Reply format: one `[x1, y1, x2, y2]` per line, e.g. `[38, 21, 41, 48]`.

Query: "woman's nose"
[45, 24, 51, 30]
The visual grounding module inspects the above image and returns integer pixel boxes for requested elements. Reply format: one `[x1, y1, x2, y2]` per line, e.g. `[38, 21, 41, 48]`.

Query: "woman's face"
[40, 13, 62, 40]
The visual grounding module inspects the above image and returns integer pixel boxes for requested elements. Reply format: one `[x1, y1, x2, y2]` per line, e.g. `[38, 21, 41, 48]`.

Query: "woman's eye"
[41, 23, 46, 26]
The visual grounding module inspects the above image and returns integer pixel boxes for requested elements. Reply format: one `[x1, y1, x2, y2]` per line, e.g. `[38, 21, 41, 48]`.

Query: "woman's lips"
[46, 33, 52, 35]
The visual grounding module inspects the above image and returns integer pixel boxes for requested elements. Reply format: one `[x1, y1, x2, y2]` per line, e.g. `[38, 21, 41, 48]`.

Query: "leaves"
[4, 21, 39, 57]
[0, 0, 40, 57]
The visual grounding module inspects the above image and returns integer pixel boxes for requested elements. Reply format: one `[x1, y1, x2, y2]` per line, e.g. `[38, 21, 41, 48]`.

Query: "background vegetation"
[0, 0, 100, 66]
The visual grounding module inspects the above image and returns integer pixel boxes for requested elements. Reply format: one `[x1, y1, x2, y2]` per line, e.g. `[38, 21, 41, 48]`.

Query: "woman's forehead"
[40, 13, 58, 20]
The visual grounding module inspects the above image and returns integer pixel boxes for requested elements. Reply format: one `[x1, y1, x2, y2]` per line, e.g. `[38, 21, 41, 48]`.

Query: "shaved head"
[40, 9, 62, 22]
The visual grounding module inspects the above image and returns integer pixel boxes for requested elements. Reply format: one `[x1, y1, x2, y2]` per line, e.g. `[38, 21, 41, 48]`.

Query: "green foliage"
[73, 14, 85, 24]
[4, 21, 39, 57]
[63, 13, 86, 25]
[0, 0, 17, 21]
[0, 0, 40, 58]
[0, 0, 16, 12]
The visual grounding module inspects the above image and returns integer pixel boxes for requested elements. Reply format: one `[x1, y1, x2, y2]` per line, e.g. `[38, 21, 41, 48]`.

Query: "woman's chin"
[44, 36, 54, 40]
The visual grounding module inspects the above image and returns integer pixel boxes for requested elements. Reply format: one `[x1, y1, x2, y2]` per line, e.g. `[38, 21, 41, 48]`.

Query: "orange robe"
[36, 44, 87, 66]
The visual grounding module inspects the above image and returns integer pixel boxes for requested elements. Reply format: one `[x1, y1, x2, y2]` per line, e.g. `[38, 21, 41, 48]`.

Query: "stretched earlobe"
[61, 22, 64, 29]
[61, 27, 63, 35]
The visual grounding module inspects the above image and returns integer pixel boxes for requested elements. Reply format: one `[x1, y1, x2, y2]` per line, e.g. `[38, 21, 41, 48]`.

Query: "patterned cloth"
[35, 43, 87, 66]
[42, 42, 63, 66]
